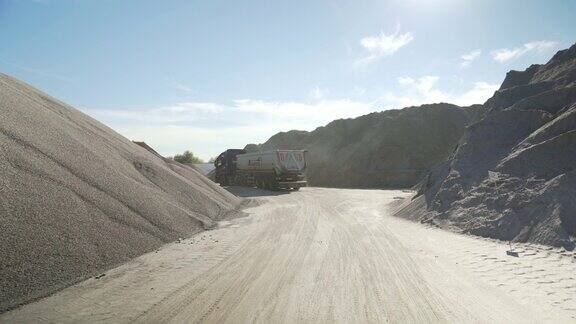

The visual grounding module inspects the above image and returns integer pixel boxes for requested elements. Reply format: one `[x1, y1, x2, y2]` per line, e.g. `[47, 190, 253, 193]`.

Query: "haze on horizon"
[1, 0, 574, 160]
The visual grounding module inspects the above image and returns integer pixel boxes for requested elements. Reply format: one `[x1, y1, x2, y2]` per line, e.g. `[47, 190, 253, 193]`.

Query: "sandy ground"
[2, 187, 576, 323]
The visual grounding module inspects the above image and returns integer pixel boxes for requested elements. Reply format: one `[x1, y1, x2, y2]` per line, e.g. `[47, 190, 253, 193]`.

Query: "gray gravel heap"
[400, 43, 576, 249]
[246, 103, 477, 188]
[0, 74, 241, 312]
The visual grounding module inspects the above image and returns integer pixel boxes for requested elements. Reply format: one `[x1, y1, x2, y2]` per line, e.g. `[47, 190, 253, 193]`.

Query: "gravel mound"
[247, 103, 476, 188]
[400, 43, 576, 249]
[0, 74, 241, 312]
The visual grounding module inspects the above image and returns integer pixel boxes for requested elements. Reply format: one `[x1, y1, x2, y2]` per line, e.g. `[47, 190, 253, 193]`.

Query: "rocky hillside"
[0, 74, 242, 312]
[398, 43, 576, 249]
[247, 103, 478, 188]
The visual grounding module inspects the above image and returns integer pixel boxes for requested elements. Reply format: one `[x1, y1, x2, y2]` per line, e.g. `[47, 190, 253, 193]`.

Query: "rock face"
[401, 44, 576, 249]
[0, 74, 241, 312]
[247, 103, 476, 188]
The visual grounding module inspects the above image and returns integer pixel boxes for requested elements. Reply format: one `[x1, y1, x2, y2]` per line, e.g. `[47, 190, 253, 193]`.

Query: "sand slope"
[0, 74, 241, 312]
[400, 43, 576, 248]
[246, 103, 476, 188]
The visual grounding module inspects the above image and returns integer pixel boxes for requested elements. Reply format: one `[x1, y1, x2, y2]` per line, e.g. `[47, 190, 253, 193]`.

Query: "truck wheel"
[270, 181, 279, 191]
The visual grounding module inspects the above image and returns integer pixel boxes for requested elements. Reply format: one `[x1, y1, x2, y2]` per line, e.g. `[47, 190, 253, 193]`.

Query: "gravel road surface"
[3, 188, 575, 323]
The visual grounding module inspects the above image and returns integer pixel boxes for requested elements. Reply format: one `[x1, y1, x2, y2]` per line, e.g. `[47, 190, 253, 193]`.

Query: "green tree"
[172, 150, 204, 164]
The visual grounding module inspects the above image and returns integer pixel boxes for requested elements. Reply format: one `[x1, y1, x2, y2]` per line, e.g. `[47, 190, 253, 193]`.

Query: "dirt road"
[2, 188, 576, 323]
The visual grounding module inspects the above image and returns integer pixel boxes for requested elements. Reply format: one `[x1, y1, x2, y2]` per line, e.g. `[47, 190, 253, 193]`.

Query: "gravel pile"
[0, 74, 241, 312]
[246, 103, 476, 188]
[399, 43, 576, 248]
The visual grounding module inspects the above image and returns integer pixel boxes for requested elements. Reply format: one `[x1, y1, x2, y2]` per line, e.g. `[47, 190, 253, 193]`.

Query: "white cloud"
[460, 49, 481, 67]
[85, 102, 224, 125]
[491, 41, 557, 63]
[355, 28, 413, 67]
[360, 31, 413, 56]
[396, 76, 447, 103]
[310, 86, 328, 100]
[385, 75, 498, 107]
[84, 77, 498, 160]
[233, 99, 373, 121]
[171, 81, 194, 93]
[84, 99, 376, 160]
[453, 82, 499, 106]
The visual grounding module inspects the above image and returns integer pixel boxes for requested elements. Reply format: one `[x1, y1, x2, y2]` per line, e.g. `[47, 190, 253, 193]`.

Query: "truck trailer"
[214, 149, 307, 190]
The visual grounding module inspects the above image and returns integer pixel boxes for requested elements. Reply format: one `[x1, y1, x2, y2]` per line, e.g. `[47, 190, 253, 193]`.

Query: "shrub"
[172, 150, 203, 164]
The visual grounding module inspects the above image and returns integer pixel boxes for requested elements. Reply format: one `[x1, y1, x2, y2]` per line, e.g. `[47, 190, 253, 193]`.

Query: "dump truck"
[214, 149, 307, 190]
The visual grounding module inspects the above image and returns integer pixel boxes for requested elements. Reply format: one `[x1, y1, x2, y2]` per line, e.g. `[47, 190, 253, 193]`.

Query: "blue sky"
[1, 0, 575, 160]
